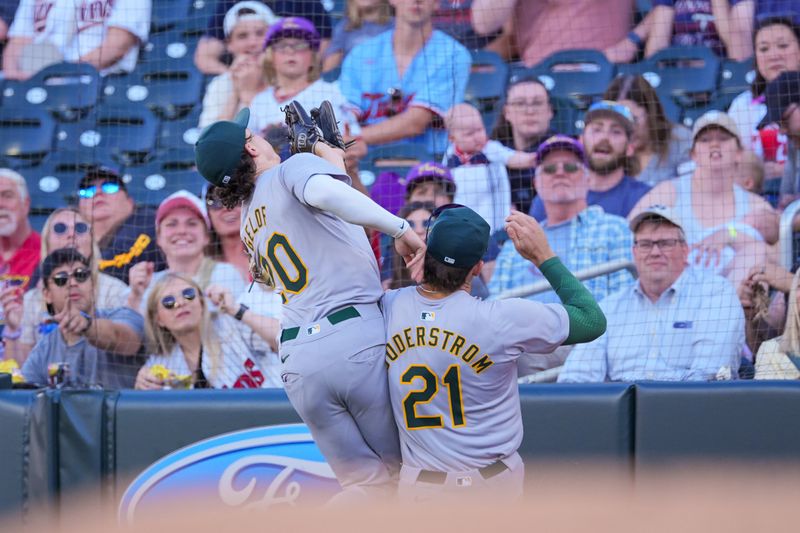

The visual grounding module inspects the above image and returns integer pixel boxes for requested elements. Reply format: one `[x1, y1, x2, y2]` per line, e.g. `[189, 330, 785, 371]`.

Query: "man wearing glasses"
[20, 248, 145, 388]
[488, 135, 634, 378]
[559, 205, 745, 383]
[76, 165, 165, 284]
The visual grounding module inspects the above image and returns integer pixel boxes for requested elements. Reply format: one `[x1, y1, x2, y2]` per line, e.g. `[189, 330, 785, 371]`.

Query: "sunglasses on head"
[540, 162, 581, 175]
[425, 203, 466, 240]
[50, 268, 91, 287]
[52, 222, 90, 235]
[78, 181, 121, 199]
[161, 287, 198, 310]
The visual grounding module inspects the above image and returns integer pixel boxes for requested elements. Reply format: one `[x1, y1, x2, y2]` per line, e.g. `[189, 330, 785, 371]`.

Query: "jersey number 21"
[401, 364, 465, 430]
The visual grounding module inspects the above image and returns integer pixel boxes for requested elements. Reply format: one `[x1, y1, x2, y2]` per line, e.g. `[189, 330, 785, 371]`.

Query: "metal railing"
[779, 198, 800, 271]
[495, 258, 637, 300]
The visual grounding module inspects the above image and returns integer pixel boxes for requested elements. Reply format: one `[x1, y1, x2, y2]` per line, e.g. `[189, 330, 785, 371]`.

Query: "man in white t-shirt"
[2, 0, 150, 80]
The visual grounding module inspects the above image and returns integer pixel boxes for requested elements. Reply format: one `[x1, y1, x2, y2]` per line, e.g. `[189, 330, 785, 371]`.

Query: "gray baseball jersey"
[241, 153, 383, 328]
[383, 287, 569, 472]
[240, 153, 399, 495]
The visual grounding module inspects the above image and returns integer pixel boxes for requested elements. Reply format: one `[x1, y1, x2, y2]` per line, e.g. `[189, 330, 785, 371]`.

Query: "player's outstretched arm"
[304, 174, 426, 279]
[505, 212, 606, 345]
[313, 142, 347, 172]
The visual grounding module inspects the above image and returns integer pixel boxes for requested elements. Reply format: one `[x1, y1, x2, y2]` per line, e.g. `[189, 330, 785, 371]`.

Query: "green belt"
[280, 306, 361, 343]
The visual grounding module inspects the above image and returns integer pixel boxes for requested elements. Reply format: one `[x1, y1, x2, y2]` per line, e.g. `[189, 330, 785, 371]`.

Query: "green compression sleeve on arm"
[538, 256, 607, 345]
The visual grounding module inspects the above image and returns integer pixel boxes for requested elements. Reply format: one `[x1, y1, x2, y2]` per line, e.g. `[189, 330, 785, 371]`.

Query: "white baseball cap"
[156, 190, 210, 229]
[691, 110, 742, 145]
[629, 204, 684, 233]
[223, 1, 278, 38]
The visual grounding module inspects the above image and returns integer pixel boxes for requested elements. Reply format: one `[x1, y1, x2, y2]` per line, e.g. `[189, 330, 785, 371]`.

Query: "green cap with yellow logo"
[194, 108, 250, 187]
[427, 206, 490, 269]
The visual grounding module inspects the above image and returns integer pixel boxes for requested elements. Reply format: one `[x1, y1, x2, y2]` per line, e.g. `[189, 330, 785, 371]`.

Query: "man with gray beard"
[0, 169, 40, 290]
[530, 100, 651, 221]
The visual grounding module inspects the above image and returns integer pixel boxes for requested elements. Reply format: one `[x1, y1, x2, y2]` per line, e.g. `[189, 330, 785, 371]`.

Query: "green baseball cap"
[194, 108, 251, 187]
[426, 206, 490, 269]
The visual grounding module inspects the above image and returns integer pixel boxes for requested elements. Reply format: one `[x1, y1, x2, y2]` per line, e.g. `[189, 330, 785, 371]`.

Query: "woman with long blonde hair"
[135, 274, 282, 389]
[755, 268, 800, 380]
[0, 207, 127, 363]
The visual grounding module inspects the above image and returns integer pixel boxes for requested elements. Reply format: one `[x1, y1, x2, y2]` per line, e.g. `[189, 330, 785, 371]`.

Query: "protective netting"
[0, 0, 798, 388]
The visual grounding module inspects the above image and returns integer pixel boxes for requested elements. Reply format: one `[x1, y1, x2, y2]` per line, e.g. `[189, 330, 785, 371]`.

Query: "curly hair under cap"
[213, 151, 258, 209]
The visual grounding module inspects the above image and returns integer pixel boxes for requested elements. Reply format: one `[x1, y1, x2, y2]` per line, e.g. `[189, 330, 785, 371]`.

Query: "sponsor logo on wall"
[119, 424, 340, 523]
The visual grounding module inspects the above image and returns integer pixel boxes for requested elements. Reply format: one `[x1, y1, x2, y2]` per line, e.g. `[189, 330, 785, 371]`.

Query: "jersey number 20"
[263, 233, 308, 294]
[401, 365, 465, 430]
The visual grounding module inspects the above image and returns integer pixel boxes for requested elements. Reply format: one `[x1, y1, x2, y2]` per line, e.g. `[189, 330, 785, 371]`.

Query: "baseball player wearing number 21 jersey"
[194, 104, 426, 500]
[382, 207, 607, 500]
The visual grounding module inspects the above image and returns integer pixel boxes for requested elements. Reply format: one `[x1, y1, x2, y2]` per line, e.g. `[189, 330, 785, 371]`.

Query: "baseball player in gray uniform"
[194, 102, 426, 498]
[382, 206, 607, 500]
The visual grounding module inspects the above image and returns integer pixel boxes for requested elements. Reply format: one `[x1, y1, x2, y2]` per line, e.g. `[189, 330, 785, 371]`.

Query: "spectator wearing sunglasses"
[530, 101, 651, 222]
[135, 274, 281, 389]
[127, 191, 247, 314]
[77, 166, 165, 285]
[20, 248, 145, 388]
[2, 208, 128, 364]
[559, 206, 744, 383]
[0, 168, 40, 291]
[489, 136, 634, 377]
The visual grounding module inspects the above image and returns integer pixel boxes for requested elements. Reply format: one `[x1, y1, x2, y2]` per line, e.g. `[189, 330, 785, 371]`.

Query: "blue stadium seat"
[718, 57, 755, 96]
[158, 107, 202, 150]
[549, 96, 584, 137]
[103, 63, 204, 120]
[0, 107, 55, 166]
[679, 92, 738, 128]
[123, 148, 204, 205]
[465, 50, 509, 131]
[55, 104, 159, 166]
[1, 62, 99, 122]
[26, 148, 118, 210]
[642, 46, 721, 115]
[151, 0, 195, 33]
[139, 29, 200, 66]
[529, 49, 615, 110]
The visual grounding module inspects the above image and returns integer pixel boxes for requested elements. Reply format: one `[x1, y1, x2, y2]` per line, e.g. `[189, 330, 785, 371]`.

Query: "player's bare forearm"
[360, 107, 432, 145]
[313, 143, 347, 171]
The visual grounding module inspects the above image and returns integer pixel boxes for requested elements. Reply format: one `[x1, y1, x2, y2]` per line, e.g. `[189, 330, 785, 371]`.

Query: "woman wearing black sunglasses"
[135, 274, 281, 389]
[1, 208, 128, 364]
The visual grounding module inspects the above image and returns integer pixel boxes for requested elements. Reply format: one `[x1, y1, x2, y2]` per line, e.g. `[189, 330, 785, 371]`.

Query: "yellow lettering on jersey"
[244, 205, 268, 244]
[461, 344, 479, 363]
[385, 326, 494, 375]
[449, 335, 465, 357]
[471, 355, 493, 374]
[415, 327, 425, 348]
[403, 328, 414, 349]
[428, 327, 440, 347]
[440, 330, 455, 352]
[392, 333, 406, 355]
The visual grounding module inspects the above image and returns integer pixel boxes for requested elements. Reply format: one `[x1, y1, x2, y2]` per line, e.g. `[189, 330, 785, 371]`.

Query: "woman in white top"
[755, 268, 800, 380]
[135, 274, 281, 389]
[1, 207, 127, 363]
[127, 190, 247, 312]
[728, 17, 800, 185]
[248, 17, 359, 146]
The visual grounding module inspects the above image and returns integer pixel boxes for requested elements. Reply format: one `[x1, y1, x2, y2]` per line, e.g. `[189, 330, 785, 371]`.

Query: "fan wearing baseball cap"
[382, 205, 604, 500]
[126, 190, 247, 314]
[760, 71, 800, 209]
[559, 204, 745, 383]
[198, 1, 278, 128]
[630, 110, 778, 288]
[529, 100, 651, 222]
[488, 135, 633, 378]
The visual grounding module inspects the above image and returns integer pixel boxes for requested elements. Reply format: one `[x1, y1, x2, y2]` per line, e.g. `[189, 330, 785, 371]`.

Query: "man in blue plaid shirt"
[489, 135, 634, 304]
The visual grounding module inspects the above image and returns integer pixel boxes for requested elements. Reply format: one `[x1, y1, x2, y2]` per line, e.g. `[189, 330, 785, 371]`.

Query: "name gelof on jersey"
[385, 326, 494, 374]
[243, 205, 267, 251]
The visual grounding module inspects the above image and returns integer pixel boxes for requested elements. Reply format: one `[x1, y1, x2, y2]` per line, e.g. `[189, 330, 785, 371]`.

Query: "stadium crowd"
[0, 0, 799, 387]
